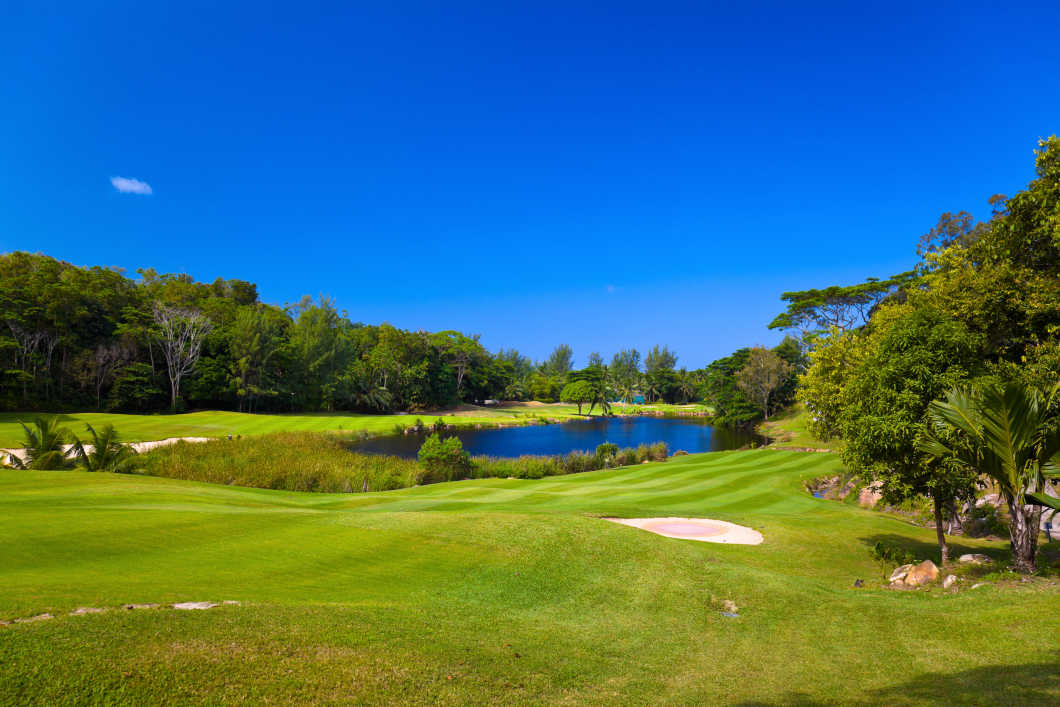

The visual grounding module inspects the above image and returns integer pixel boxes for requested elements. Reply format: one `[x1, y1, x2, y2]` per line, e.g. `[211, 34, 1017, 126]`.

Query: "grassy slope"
[759, 402, 842, 450]
[0, 404, 710, 448]
[0, 407, 580, 448]
[2, 451, 1057, 704]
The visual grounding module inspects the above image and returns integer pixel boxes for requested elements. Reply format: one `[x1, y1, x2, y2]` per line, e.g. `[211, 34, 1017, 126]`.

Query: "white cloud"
[110, 176, 153, 195]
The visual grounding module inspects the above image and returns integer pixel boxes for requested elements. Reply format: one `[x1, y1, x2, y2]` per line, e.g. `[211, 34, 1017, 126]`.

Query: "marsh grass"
[137, 434, 671, 492]
[138, 433, 421, 492]
[472, 441, 669, 479]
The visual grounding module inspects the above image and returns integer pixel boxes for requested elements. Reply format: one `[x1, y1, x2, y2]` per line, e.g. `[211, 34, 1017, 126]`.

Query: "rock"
[222, 600, 241, 606]
[971, 582, 988, 589]
[722, 600, 739, 613]
[173, 601, 219, 610]
[858, 482, 883, 508]
[943, 575, 957, 589]
[853, 579, 864, 588]
[16, 613, 54, 623]
[70, 607, 106, 615]
[958, 553, 993, 565]
[889, 563, 914, 584]
[903, 560, 940, 587]
[123, 603, 159, 610]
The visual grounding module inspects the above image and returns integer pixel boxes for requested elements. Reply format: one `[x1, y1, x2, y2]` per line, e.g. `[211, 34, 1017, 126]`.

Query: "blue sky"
[3, 1, 1059, 368]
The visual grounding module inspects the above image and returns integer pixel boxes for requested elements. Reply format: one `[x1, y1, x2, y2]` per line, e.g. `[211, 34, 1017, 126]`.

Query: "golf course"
[0, 405, 712, 450]
[3, 448, 1057, 704]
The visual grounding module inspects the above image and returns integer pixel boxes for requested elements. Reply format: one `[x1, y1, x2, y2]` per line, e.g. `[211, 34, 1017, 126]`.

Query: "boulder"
[943, 575, 957, 589]
[958, 553, 993, 565]
[889, 563, 914, 584]
[902, 560, 939, 587]
[858, 482, 883, 508]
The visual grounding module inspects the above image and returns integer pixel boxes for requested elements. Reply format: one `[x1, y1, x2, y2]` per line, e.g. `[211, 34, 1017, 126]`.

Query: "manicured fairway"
[2, 450, 1058, 704]
[0, 407, 589, 448]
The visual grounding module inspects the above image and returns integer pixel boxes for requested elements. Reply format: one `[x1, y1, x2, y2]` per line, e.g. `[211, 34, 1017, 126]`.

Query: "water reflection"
[350, 416, 762, 459]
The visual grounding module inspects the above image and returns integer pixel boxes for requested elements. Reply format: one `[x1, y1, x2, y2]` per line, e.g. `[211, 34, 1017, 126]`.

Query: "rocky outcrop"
[890, 560, 939, 587]
[858, 482, 883, 508]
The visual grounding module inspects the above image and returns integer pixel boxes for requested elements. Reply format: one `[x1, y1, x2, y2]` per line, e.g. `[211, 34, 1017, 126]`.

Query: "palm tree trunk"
[1008, 498, 1039, 573]
[932, 492, 949, 565]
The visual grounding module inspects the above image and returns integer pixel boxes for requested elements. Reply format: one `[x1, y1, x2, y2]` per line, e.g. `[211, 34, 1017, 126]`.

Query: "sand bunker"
[604, 517, 763, 545]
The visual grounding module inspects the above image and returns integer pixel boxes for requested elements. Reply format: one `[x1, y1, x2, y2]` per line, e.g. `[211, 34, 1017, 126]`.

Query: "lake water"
[350, 416, 762, 459]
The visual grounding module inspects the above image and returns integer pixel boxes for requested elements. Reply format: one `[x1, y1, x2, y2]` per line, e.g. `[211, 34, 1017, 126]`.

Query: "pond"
[350, 416, 764, 459]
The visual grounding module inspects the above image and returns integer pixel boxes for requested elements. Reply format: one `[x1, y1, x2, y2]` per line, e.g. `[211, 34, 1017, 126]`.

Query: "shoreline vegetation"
[0, 402, 715, 449]
[136, 433, 671, 493]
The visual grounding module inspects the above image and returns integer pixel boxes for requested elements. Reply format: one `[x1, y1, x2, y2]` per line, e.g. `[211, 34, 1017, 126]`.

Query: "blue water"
[350, 416, 761, 459]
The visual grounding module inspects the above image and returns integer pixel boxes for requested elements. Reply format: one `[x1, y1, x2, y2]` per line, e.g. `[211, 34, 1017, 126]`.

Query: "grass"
[135, 433, 670, 490]
[758, 402, 841, 450]
[0, 403, 711, 448]
[2, 449, 1058, 704]
[137, 433, 423, 492]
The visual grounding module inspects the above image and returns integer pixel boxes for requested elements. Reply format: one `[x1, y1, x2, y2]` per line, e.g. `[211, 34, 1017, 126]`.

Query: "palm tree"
[919, 382, 1060, 573]
[71, 424, 139, 473]
[644, 378, 662, 404]
[7, 416, 73, 470]
[677, 369, 697, 404]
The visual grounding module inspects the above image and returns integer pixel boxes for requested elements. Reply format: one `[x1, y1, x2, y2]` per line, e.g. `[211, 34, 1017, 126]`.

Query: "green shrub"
[595, 442, 619, 466]
[417, 434, 473, 484]
[871, 541, 918, 567]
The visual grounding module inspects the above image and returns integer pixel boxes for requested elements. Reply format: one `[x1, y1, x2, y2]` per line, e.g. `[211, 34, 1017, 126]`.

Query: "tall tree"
[542, 344, 574, 377]
[610, 348, 641, 405]
[840, 305, 982, 564]
[769, 271, 918, 339]
[644, 345, 677, 373]
[735, 346, 793, 421]
[153, 303, 213, 411]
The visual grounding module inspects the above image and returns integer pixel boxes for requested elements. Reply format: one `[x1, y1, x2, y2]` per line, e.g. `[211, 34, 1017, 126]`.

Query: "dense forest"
[0, 251, 800, 417]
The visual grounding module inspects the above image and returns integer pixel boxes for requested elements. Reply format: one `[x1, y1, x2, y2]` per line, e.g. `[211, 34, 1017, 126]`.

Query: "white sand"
[3, 436, 213, 465]
[604, 517, 763, 545]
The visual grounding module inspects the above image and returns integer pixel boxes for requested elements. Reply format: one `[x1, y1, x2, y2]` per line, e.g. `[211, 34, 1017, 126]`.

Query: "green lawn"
[0, 406, 593, 448]
[759, 402, 841, 451]
[2, 450, 1057, 704]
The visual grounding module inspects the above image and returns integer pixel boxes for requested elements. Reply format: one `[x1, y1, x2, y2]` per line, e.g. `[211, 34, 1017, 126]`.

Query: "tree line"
[0, 254, 731, 415]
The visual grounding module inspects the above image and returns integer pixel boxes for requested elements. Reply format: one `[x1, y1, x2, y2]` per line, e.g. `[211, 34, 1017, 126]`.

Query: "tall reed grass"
[137, 432, 420, 493]
[136, 433, 669, 492]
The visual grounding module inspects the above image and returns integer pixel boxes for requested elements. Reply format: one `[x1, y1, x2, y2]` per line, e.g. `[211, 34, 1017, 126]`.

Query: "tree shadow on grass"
[736, 652, 1060, 705]
[860, 533, 1008, 567]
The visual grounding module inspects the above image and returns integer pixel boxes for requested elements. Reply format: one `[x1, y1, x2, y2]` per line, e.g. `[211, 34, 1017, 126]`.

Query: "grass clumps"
[136, 433, 671, 492]
[138, 433, 420, 493]
[471, 441, 668, 480]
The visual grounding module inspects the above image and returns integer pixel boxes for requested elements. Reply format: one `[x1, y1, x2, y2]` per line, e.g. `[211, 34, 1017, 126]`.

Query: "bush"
[595, 442, 619, 466]
[871, 541, 917, 567]
[417, 433, 473, 484]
